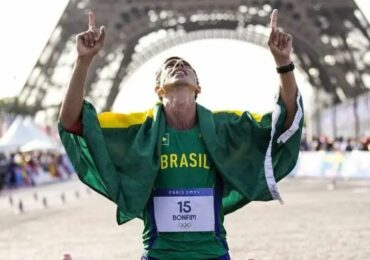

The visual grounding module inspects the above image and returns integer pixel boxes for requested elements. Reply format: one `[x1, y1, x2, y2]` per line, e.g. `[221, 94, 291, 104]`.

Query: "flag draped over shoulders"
[203, 92, 304, 213]
[58, 92, 303, 224]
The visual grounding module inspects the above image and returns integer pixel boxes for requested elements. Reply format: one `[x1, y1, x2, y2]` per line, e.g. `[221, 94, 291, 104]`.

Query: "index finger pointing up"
[270, 9, 278, 30]
[88, 11, 96, 29]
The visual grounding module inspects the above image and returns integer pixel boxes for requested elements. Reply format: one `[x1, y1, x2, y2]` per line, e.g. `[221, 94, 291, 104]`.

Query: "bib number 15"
[177, 200, 191, 213]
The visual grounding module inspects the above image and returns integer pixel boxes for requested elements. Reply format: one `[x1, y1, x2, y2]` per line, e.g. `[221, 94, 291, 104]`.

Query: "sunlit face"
[159, 58, 198, 88]
[155, 57, 200, 100]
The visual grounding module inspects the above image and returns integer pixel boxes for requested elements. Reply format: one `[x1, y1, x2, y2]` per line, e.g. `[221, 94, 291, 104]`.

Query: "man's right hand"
[76, 11, 105, 58]
[59, 11, 105, 129]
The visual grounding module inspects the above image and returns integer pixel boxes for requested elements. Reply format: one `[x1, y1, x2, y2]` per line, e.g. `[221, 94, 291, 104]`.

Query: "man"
[59, 9, 303, 260]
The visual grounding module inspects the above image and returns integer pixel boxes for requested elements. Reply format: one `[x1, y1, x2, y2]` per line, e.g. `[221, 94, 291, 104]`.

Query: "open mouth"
[172, 69, 187, 76]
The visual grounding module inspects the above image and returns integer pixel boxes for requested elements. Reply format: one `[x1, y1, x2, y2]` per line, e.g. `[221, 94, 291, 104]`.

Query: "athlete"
[59, 10, 303, 260]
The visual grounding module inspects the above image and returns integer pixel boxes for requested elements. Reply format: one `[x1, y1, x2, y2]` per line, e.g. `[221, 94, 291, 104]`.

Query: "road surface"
[1, 178, 369, 260]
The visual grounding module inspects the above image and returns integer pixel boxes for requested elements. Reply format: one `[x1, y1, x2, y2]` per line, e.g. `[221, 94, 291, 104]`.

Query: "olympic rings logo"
[178, 222, 191, 229]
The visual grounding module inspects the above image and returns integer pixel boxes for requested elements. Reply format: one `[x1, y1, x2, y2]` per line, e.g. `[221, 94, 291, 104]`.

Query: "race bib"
[153, 188, 215, 232]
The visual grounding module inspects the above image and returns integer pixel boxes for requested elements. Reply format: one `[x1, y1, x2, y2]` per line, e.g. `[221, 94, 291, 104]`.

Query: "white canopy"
[20, 139, 60, 153]
[0, 116, 58, 153]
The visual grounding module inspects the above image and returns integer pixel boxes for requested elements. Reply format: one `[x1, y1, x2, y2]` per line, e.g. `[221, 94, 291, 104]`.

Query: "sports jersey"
[143, 125, 227, 259]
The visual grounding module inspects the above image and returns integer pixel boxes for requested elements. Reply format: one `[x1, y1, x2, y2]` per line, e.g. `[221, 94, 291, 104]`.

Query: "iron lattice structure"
[16, 0, 370, 116]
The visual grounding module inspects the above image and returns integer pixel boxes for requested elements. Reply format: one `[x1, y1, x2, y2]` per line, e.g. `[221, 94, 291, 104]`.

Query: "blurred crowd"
[0, 135, 368, 191]
[0, 152, 74, 191]
[300, 135, 370, 152]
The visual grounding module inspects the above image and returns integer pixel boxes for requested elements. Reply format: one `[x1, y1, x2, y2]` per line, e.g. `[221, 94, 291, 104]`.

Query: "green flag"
[59, 92, 303, 224]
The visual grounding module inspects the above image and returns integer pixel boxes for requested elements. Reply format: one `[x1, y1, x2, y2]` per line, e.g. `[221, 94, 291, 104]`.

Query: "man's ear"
[155, 86, 164, 97]
[195, 85, 201, 95]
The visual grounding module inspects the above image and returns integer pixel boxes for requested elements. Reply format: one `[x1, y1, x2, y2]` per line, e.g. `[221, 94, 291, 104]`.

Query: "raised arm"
[268, 9, 297, 130]
[59, 11, 106, 129]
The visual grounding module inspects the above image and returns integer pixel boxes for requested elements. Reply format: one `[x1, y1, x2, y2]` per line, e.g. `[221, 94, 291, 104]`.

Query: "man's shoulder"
[212, 109, 243, 117]
[197, 103, 262, 123]
[97, 109, 155, 129]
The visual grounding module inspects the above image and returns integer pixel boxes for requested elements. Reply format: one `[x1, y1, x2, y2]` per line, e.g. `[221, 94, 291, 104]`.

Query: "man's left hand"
[268, 9, 293, 66]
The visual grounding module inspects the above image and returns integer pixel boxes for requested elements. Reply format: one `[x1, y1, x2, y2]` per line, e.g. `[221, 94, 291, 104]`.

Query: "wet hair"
[155, 56, 200, 100]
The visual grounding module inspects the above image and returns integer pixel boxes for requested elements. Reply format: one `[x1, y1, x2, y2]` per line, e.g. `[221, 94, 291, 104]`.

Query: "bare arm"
[60, 56, 92, 129]
[268, 9, 297, 130]
[277, 64, 297, 130]
[59, 12, 105, 129]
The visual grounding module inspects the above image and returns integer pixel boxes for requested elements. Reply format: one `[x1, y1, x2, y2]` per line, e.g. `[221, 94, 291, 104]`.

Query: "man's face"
[159, 58, 198, 89]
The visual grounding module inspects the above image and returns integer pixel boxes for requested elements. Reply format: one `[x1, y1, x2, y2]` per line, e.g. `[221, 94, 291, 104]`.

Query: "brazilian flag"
[59, 92, 303, 224]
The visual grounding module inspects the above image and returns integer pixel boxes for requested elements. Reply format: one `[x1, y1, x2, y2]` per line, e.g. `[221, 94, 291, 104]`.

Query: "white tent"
[20, 139, 60, 153]
[0, 116, 57, 153]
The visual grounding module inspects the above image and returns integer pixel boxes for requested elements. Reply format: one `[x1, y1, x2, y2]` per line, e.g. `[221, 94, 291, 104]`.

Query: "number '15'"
[177, 200, 191, 213]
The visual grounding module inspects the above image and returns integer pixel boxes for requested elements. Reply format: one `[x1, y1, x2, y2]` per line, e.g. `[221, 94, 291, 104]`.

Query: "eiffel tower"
[16, 0, 370, 120]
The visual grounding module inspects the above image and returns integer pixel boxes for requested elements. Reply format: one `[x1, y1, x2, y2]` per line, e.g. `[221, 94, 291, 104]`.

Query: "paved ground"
[0, 178, 370, 260]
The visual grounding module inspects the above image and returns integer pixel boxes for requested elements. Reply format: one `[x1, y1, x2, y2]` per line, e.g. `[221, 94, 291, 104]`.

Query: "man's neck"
[163, 99, 197, 130]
